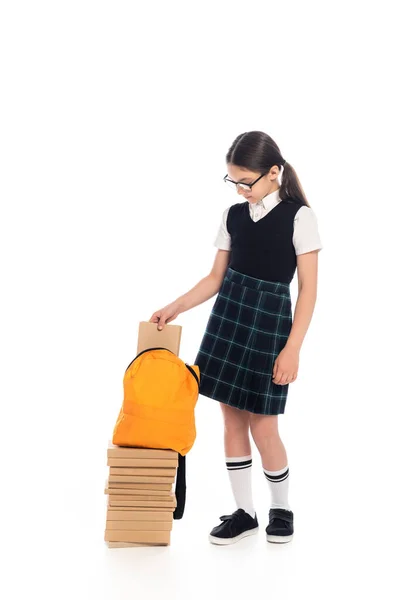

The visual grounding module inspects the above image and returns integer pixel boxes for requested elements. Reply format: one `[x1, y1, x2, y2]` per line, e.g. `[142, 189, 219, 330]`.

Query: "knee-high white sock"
[225, 455, 256, 518]
[263, 464, 291, 511]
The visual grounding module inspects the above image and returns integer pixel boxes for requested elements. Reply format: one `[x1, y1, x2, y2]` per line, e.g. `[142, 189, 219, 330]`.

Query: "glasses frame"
[223, 171, 269, 192]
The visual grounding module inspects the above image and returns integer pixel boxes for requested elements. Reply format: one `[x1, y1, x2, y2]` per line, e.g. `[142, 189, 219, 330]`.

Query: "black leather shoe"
[209, 508, 259, 545]
[266, 508, 294, 543]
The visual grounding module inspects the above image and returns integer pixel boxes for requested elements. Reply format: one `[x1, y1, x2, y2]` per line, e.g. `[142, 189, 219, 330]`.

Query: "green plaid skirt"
[194, 267, 293, 415]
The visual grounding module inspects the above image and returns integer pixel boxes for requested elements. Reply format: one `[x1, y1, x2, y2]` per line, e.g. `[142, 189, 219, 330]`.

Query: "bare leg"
[249, 414, 287, 470]
[249, 413, 291, 511]
[220, 403, 251, 455]
[219, 403, 255, 517]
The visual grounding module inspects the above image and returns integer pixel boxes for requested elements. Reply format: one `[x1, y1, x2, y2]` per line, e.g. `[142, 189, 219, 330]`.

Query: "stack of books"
[104, 442, 178, 547]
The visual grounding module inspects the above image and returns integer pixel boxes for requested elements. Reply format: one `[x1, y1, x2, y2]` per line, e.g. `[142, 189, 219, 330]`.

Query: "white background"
[1, 1, 399, 599]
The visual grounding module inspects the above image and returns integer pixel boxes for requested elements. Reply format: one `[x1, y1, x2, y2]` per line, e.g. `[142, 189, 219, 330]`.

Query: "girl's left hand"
[272, 345, 299, 385]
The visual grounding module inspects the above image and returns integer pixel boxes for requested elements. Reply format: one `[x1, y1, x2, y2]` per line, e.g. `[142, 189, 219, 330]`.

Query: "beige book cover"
[106, 493, 176, 504]
[106, 509, 173, 522]
[108, 505, 174, 513]
[106, 481, 173, 491]
[106, 498, 174, 511]
[106, 542, 165, 548]
[108, 474, 175, 484]
[136, 321, 182, 356]
[106, 520, 172, 532]
[107, 457, 178, 468]
[105, 529, 171, 544]
[105, 486, 175, 498]
[109, 499, 176, 509]
[107, 465, 176, 477]
[108, 442, 178, 460]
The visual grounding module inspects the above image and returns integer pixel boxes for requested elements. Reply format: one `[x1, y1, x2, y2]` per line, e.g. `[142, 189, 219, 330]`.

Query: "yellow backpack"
[112, 347, 200, 519]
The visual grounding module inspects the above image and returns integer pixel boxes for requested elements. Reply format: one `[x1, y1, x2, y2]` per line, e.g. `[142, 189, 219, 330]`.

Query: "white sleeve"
[293, 206, 323, 255]
[213, 206, 231, 250]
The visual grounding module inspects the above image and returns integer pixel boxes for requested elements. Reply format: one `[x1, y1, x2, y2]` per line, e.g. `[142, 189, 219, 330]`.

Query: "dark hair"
[226, 131, 310, 207]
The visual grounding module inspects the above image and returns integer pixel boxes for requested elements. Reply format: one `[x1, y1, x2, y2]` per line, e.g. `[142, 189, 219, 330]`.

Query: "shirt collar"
[249, 187, 281, 211]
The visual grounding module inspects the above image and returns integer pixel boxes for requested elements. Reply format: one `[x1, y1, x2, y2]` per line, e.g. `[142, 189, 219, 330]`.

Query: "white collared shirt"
[214, 188, 323, 255]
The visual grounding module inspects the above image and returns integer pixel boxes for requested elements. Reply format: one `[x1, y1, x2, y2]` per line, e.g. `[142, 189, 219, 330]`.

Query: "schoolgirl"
[150, 130, 323, 545]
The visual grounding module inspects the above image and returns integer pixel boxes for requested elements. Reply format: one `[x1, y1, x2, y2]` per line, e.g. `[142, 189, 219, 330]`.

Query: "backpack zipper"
[125, 347, 199, 388]
[184, 363, 200, 387]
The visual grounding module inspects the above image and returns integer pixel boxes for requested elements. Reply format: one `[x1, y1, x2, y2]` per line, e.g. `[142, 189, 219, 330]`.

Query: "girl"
[149, 131, 323, 545]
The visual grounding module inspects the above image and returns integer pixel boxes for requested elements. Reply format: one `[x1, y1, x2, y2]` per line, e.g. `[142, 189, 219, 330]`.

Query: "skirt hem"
[200, 392, 286, 416]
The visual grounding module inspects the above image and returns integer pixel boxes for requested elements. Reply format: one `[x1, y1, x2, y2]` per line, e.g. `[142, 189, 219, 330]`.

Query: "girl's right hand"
[149, 301, 183, 331]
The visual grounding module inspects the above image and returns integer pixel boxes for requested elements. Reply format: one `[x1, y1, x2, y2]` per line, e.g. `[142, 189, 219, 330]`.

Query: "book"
[104, 529, 171, 544]
[108, 474, 175, 484]
[107, 542, 165, 548]
[107, 494, 176, 505]
[108, 441, 178, 461]
[106, 520, 172, 531]
[108, 499, 176, 509]
[107, 457, 178, 468]
[107, 465, 176, 476]
[105, 486, 174, 498]
[106, 498, 173, 511]
[106, 509, 173, 522]
[136, 321, 181, 356]
[106, 481, 173, 491]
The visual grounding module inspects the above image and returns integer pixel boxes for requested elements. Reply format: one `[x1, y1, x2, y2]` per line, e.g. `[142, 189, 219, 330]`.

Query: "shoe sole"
[209, 526, 259, 545]
[266, 533, 293, 543]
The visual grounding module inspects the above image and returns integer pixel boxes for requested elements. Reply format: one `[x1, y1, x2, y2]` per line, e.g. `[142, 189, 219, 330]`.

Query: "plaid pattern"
[194, 267, 293, 415]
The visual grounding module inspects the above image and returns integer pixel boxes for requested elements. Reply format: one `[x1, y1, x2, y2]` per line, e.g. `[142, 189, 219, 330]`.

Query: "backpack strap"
[173, 453, 186, 519]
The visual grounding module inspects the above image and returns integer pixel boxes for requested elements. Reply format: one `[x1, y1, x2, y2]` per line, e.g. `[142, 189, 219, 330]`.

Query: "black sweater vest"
[226, 199, 303, 284]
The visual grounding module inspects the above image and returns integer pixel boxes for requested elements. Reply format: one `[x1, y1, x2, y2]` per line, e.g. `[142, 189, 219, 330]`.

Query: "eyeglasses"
[223, 171, 269, 192]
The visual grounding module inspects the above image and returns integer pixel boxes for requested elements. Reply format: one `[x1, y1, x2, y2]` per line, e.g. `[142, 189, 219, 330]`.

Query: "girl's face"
[226, 163, 280, 204]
